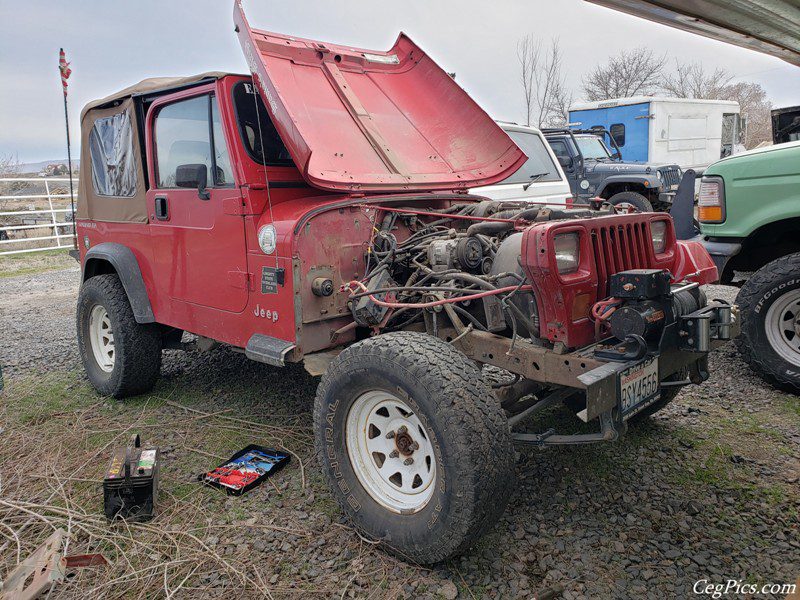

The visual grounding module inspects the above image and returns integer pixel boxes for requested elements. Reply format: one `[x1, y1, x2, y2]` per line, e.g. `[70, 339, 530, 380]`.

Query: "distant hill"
[15, 159, 80, 175]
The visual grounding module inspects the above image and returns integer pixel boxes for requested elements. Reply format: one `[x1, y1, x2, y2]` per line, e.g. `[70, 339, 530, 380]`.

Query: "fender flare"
[595, 174, 660, 197]
[82, 243, 155, 323]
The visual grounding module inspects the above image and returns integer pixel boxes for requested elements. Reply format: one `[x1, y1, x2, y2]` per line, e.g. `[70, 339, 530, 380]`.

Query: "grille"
[659, 167, 681, 188]
[590, 221, 651, 297]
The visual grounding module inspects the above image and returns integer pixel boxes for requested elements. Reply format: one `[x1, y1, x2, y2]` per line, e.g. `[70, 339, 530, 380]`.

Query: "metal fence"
[0, 177, 77, 256]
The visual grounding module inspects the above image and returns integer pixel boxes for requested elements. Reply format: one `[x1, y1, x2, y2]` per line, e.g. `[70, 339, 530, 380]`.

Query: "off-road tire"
[735, 253, 800, 393]
[627, 368, 688, 422]
[77, 274, 162, 398]
[314, 332, 515, 564]
[607, 191, 653, 213]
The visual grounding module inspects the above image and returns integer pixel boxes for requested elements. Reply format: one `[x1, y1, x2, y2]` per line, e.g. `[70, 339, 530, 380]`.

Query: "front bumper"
[439, 298, 738, 445]
[694, 234, 742, 281]
[658, 191, 676, 204]
[580, 299, 738, 421]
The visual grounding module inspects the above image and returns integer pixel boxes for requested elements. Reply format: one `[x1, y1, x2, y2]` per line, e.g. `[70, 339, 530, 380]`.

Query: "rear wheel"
[77, 274, 162, 398]
[607, 191, 653, 212]
[736, 253, 800, 393]
[314, 332, 515, 564]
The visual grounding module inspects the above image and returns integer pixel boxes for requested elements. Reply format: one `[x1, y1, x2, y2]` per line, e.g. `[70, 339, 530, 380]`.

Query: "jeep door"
[146, 86, 249, 313]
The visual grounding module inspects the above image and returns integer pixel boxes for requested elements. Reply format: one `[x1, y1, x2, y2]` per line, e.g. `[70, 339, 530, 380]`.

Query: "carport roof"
[585, 0, 800, 67]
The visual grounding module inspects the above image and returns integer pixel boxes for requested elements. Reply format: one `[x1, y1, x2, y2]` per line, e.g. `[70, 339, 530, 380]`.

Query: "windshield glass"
[575, 136, 613, 160]
[500, 130, 562, 185]
[232, 81, 293, 166]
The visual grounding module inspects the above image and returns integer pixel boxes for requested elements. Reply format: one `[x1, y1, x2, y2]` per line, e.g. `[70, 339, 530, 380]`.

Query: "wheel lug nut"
[410, 442, 419, 451]
[398, 425, 408, 434]
[403, 457, 414, 466]
[385, 430, 395, 439]
[389, 450, 399, 458]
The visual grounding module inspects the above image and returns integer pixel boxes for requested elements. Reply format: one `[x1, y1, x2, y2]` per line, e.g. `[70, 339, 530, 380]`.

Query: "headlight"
[554, 232, 580, 274]
[698, 176, 726, 223]
[258, 224, 277, 254]
[650, 220, 668, 254]
[656, 170, 663, 180]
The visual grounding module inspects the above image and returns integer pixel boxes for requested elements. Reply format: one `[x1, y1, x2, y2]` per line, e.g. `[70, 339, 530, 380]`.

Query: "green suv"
[699, 138, 800, 392]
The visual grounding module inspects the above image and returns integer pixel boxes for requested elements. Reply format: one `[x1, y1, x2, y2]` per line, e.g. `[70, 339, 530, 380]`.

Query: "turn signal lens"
[554, 232, 580, 274]
[258, 224, 277, 254]
[698, 177, 726, 224]
[650, 220, 668, 254]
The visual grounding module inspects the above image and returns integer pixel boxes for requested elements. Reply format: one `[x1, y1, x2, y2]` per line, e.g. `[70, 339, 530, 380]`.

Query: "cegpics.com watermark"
[694, 579, 797, 599]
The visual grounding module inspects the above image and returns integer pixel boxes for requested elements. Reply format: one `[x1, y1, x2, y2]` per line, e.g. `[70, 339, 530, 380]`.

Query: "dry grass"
[0, 250, 76, 278]
[0, 370, 427, 599]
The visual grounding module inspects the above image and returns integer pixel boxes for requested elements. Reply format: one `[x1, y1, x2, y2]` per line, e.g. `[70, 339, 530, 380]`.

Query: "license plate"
[618, 357, 660, 419]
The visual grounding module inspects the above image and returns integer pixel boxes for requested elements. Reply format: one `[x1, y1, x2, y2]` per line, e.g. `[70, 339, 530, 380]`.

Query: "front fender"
[673, 240, 719, 285]
[83, 243, 155, 323]
[595, 174, 661, 196]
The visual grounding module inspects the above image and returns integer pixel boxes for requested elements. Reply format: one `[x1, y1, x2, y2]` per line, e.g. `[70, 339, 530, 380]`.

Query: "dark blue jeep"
[543, 128, 682, 212]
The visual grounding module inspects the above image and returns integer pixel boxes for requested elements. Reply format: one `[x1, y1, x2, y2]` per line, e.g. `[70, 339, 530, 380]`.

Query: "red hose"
[345, 280, 532, 309]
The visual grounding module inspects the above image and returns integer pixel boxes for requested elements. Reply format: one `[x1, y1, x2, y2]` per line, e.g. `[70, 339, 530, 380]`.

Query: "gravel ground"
[1, 267, 798, 599]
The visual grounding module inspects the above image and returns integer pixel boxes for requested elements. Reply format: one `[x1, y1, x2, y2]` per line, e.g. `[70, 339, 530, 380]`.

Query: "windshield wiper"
[522, 172, 548, 191]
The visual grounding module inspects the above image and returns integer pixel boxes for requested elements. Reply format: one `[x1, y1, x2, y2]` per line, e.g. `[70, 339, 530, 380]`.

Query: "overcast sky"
[1, 0, 798, 163]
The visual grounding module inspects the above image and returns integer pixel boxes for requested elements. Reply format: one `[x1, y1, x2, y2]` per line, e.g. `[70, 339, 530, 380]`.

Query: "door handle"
[155, 196, 169, 221]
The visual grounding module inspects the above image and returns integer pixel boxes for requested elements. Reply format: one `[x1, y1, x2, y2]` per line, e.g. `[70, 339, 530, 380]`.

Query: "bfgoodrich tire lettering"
[77, 274, 162, 398]
[736, 253, 800, 394]
[314, 332, 515, 564]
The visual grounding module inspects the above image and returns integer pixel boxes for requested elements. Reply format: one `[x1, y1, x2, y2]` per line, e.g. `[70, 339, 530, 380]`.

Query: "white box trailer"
[569, 96, 744, 171]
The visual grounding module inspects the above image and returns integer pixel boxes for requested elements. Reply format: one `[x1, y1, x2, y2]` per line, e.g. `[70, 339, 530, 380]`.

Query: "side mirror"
[611, 150, 622, 161]
[175, 163, 210, 200]
[557, 155, 573, 169]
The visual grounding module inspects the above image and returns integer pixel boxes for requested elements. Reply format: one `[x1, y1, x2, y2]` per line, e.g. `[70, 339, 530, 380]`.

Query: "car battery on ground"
[103, 434, 159, 522]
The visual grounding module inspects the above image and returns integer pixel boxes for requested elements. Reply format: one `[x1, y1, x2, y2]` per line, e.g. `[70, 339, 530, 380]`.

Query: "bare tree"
[659, 61, 772, 149]
[582, 47, 665, 101]
[516, 35, 539, 127]
[718, 81, 773, 148]
[516, 36, 571, 127]
[661, 60, 732, 99]
[0, 154, 21, 176]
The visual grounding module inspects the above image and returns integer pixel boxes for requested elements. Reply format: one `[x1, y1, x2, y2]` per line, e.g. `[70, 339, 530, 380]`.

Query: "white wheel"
[345, 390, 437, 514]
[765, 288, 800, 366]
[88, 304, 115, 373]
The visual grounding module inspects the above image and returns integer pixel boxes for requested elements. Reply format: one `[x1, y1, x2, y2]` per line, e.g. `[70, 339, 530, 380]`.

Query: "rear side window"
[154, 94, 233, 188]
[89, 112, 137, 197]
[232, 81, 293, 166]
[610, 123, 625, 147]
[500, 130, 562, 185]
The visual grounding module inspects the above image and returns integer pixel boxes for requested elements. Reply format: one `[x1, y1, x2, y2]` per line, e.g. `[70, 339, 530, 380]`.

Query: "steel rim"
[345, 391, 437, 514]
[88, 305, 115, 373]
[765, 288, 800, 366]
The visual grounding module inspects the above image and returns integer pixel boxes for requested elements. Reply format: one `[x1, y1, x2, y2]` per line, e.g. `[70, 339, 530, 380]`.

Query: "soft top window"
[232, 81, 293, 166]
[89, 111, 137, 197]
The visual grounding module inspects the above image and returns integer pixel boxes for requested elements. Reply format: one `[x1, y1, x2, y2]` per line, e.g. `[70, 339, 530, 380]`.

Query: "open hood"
[233, 1, 526, 193]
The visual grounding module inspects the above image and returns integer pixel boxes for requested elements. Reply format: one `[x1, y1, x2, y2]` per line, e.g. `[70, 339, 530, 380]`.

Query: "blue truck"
[569, 96, 744, 171]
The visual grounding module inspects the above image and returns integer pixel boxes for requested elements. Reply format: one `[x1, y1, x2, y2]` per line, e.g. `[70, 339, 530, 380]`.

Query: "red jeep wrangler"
[74, 2, 736, 563]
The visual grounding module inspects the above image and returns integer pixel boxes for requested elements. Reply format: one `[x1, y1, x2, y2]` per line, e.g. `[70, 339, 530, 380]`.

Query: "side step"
[245, 334, 295, 367]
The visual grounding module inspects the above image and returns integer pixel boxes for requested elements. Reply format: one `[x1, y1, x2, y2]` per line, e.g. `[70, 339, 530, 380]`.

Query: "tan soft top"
[78, 72, 244, 223]
[80, 71, 240, 119]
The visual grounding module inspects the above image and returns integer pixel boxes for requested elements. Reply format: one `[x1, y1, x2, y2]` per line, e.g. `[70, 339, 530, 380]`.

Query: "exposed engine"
[345, 199, 705, 355]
